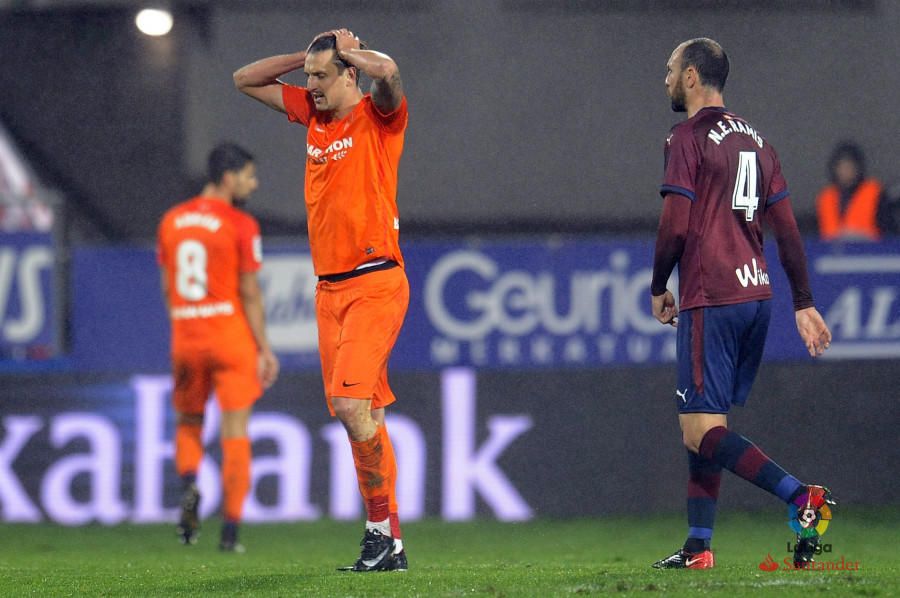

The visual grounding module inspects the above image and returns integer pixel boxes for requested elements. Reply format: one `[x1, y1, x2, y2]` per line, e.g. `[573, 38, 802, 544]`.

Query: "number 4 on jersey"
[732, 151, 760, 221]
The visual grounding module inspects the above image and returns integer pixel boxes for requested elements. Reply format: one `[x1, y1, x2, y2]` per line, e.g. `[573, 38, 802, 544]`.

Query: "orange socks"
[350, 424, 398, 533]
[175, 424, 252, 524]
[175, 423, 203, 479]
[221, 437, 251, 523]
[381, 426, 402, 540]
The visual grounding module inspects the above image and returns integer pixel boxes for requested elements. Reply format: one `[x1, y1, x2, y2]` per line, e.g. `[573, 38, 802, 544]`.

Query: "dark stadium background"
[0, 0, 897, 528]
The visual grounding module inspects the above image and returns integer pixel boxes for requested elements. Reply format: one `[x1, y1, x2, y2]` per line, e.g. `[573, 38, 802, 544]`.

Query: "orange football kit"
[157, 197, 264, 414]
[283, 84, 409, 413]
[157, 196, 262, 524]
[282, 84, 409, 536]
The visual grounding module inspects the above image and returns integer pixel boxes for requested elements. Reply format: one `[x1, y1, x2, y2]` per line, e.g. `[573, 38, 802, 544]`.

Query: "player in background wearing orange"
[234, 29, 409, 571]
[157, 143, 279, 552]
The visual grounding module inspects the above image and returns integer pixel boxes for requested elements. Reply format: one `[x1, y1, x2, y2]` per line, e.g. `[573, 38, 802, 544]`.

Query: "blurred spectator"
[815, 141, 889, 241]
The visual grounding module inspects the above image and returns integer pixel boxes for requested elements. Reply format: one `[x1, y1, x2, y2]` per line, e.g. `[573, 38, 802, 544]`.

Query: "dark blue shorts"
[675, 300, 771, 414]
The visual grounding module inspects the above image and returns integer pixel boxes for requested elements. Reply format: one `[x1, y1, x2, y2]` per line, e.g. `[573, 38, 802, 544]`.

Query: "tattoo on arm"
[371, 70, 403, 113]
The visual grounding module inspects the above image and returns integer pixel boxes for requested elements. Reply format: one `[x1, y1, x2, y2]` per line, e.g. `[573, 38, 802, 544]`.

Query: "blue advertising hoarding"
[68, 238, 900, 372]
[0, 232, 57, 360]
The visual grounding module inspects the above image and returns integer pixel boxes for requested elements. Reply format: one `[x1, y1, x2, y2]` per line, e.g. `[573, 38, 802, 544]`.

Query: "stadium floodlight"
[135, 8, 173, 37]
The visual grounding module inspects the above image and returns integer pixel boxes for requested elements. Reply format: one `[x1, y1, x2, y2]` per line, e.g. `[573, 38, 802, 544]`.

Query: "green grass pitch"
[0, 508, 895, 596]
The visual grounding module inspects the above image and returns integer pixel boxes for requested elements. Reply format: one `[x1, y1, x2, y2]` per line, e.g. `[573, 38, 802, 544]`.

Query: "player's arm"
[650, 193, 691, 326]
[159, 267, 170, 312]
[239, 271, 280, 388]
[765, 198, 832, 357]
[233, 52, 307, 113]
[332, 28, 403, 113]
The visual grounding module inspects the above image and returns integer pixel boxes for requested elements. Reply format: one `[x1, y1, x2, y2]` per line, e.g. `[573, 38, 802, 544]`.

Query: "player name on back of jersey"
[174, 212, 222, 232]
[707, 117, 764, 149]
[171, 301, 235, 320]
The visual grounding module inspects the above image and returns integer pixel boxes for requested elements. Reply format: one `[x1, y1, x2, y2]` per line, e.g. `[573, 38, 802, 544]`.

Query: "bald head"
[677, 38, 729, 92]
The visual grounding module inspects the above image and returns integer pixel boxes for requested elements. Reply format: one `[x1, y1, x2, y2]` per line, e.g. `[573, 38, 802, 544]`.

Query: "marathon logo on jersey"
[306, 137, 354, 165]
[735, 258, 770, 288]
[259, 255, 318, 352]
[707, 117, 764, 149]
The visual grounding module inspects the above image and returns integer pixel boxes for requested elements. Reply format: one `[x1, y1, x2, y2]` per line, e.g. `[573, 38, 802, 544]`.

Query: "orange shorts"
[315, 265, 409, 416]
[171, 344, 262, 414]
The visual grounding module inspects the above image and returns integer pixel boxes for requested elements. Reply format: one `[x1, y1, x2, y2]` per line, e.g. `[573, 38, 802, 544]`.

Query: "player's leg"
[328, 267, 408, 572]
[654, 308, 720, 569]
[686, 303, 805, 504]
[218, 406, 252, 553]
[713, 300, 833, 565]
[331, 395, 398, 572]
[317, 278, 394, 571]
[175, 412, 204, 489]
[213, 347, 262, 553]
[668, 302, 832, 566]
[172, 355, 211, 545]
[681, 413, 724, 559]
[371, 402, 406, 571]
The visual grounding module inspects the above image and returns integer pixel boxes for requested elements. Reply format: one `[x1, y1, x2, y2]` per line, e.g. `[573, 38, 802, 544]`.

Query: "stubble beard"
[669, 80, 687, 113]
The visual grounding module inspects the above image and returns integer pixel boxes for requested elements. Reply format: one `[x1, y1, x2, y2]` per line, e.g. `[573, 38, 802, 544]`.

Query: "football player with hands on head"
[234, 27, 409, 572]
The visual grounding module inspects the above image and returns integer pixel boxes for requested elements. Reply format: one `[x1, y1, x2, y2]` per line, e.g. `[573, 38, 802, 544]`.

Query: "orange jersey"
[157, 197, 262, 353]
[282, 85, 408, 275]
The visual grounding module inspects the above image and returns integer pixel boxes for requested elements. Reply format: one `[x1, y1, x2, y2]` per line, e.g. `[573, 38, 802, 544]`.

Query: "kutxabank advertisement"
[1, 236, 897, 524]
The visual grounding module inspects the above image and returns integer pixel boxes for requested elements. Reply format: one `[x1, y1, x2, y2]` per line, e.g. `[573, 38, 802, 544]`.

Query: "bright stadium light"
[135, 8, 173, 37]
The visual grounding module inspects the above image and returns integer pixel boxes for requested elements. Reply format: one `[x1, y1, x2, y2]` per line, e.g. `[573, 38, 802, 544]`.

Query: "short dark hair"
[307, 33, 365, 86]
[207, 143, 254, 184]
[680, 38, 729, 92]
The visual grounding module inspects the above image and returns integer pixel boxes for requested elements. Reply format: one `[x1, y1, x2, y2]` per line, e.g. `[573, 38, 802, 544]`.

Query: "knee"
[220, 408, 251, 439]
[332, 398, 373, 439]
[177, 412, 204, 426]
[332, 399, 366, 426]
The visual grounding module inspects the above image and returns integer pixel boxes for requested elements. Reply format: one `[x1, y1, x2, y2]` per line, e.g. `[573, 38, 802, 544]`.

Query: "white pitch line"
[822, 342, 900, 359]
[815, 256, 900, 274]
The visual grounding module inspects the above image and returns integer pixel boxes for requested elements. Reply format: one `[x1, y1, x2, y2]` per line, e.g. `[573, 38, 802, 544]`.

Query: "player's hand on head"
[332, 28, 361, 54]
[651, 290, 678, 327]
[795, 307, 831, 357]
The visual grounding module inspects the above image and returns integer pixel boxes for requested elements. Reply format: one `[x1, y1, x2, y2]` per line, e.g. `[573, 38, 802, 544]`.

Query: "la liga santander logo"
[789, 489, 833, 538]
[758, 554, 779, 572]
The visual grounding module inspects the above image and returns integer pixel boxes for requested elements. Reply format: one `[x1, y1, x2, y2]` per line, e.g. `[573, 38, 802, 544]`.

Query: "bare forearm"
[233, 52, 306, 89]
[242, 294, 271, 353]
[338, 49, 396, 80]
[342, 49, 403, 112]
